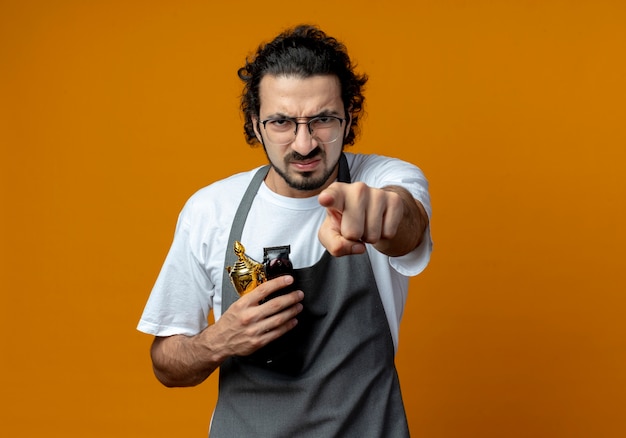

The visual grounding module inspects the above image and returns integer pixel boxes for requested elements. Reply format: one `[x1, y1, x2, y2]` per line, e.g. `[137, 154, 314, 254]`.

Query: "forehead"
[258, 74, 343, 117]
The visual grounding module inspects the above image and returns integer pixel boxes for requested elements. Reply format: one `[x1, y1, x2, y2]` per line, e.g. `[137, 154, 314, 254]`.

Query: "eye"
[314, 116, 333, 124]
[266, 118, 294, 131]
[310, 116, 338, 130]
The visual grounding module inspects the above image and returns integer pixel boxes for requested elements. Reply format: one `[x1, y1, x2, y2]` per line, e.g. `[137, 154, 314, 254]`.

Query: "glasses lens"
[264, 117, 342, 145]
[310, 117, 342, 144]
[264, 119, 295, 145]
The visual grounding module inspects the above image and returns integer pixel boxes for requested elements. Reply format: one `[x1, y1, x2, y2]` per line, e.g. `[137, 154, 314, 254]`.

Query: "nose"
[291, 123, 318, 156]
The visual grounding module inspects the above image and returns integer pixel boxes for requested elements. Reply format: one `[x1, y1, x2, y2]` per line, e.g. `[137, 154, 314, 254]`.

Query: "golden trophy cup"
[226, 241, 266, 296]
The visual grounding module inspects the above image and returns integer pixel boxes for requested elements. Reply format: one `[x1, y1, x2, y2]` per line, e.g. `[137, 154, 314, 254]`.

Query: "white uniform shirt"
[137, 153, 432, 351]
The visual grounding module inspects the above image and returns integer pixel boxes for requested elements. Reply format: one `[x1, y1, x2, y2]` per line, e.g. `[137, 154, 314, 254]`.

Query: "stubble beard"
[266, 147, 341, 192]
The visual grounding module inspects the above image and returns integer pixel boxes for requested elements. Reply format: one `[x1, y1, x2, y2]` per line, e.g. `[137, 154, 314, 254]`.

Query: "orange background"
[1, 1, 625, 437]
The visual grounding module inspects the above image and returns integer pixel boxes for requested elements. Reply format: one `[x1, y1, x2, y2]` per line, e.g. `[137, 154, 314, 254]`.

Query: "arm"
[317, 182, 429, 258]
[150, 275, 304, 387]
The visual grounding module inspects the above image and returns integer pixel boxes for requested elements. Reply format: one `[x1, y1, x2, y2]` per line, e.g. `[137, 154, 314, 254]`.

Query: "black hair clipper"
[261, 245, 295, 302]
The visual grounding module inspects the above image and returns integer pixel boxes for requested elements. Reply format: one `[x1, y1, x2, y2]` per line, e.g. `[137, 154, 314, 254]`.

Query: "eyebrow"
[262, 109, 343, 120]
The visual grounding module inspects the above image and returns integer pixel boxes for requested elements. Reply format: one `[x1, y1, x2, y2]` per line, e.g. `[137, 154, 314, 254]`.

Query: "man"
[138, 24, 432, 437]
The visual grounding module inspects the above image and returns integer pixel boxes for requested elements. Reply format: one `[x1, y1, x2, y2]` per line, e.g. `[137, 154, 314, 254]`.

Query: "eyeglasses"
[259, 115, 345, 146]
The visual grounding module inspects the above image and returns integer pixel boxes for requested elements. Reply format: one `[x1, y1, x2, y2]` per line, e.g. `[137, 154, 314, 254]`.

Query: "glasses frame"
[259, 115, 346, 146]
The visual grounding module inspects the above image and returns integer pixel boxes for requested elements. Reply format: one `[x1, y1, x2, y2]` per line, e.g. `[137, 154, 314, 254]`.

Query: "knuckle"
[265, 298, 283, 313]
[351, 182, 368, 199]
[389, 193, 403, 210]
[352, 181, 367, 191]
[344, 230, 362, 242]
[343, 220, 364, 239]
[239, 313, 255, 326]
[362, 229, 380, 244]
[248, 338, 264, 351]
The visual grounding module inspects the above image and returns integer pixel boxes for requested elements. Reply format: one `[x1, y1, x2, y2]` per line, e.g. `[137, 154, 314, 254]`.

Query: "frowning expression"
[253, 74, 351, 198]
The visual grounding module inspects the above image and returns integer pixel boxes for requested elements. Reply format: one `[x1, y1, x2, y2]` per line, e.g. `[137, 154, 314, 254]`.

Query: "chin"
[287, 176, 326, 192]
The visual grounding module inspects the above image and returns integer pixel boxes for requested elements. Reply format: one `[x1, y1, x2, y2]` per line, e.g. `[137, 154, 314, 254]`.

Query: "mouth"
[291, 159, 321, 172]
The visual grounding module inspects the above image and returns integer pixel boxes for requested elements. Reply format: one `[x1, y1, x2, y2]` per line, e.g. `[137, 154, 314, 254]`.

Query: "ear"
[252, 116, 263, 144]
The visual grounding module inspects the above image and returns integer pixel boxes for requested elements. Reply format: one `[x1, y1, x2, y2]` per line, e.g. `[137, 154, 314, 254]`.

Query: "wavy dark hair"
[238, 25, 368, 146]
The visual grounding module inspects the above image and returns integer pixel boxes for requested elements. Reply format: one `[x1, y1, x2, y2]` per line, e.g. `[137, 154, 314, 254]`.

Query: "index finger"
[318, 182, 347, 211]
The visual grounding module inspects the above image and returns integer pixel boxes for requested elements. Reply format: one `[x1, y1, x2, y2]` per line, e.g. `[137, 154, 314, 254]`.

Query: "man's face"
[253, 74, 350, 198]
